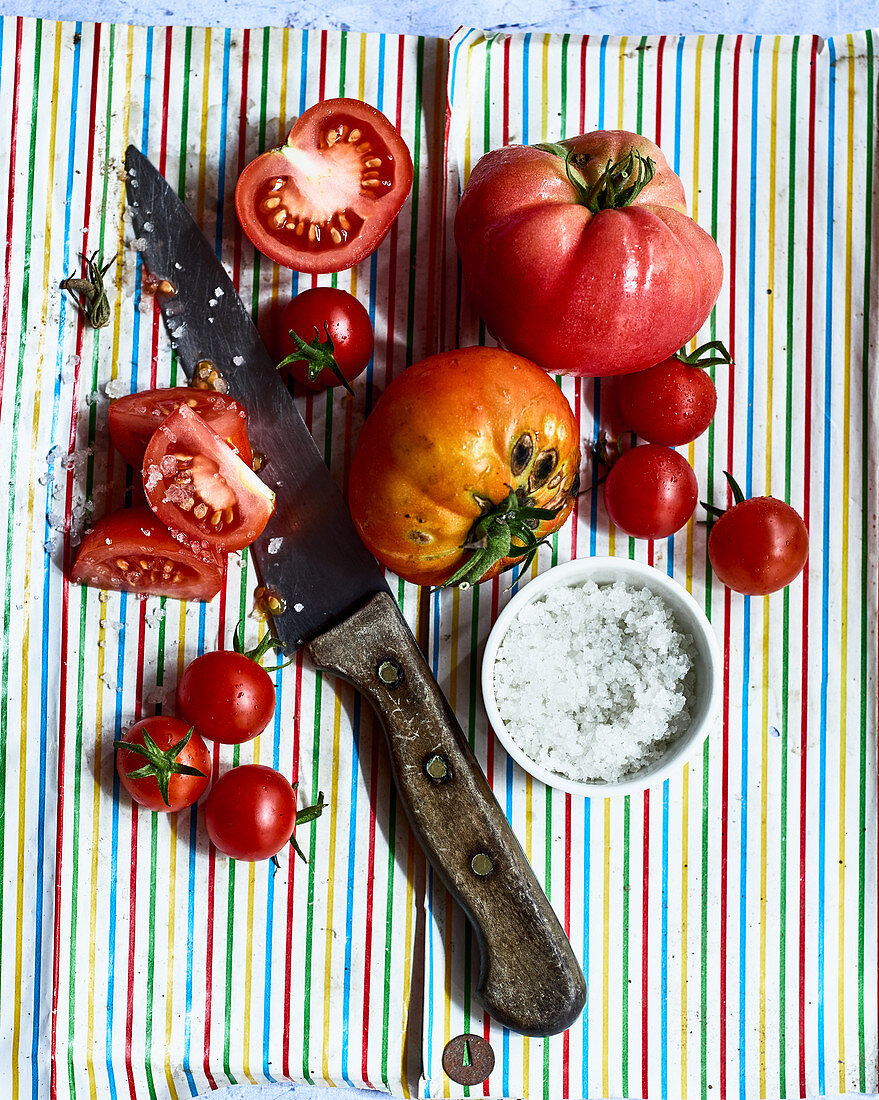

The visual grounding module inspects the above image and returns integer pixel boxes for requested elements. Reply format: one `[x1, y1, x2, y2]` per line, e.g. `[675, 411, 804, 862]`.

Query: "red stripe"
[360, 725, 379, 1089]
[798, 35, 820, 1097]
[641, 790, 650, 1097]
[655, 36, 666, 145]
[52, 22, 104, 1099]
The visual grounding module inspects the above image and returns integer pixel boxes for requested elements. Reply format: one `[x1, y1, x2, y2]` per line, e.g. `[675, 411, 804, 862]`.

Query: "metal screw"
[424, 753, 450, 781]
[376, 658, 403, 687]
[442, 1034, 494, 1085]
[470, 852, 494, 876]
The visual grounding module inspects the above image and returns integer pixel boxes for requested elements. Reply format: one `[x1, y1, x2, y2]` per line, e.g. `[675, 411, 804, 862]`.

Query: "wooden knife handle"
[307, 590, 587, 1037]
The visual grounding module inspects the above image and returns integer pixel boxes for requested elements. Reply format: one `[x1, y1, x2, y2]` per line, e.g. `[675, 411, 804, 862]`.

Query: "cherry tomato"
[177, 636, 277, 745]
[603, 444, 698, 539]
[71, 506, 225, 601]
[275, 287, 374, 391]
[115, 716, 211, 812]
[616, 342, 730, 446]
[203, 765, 297, 861]
[348, 346, 581, 588]
[108, 387, 253, 468]
[707, 487, 809, 595]
[235, 98, 413, 274]
[142, 404, 275, 554]
[454, 130, 723, 376]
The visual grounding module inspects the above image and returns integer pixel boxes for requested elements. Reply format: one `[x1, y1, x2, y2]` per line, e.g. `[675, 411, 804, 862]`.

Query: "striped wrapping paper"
[420, 26, 879, 1100]
[0, 18, 448, 1099]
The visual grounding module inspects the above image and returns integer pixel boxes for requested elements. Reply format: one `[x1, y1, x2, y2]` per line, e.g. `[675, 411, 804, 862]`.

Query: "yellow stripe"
[837, 33, 856, 1090]
[541, 33, 550, 140]
[617, 38, 627, 127]
[358, 33, 367, 102]
[399, 827, 416, 1099]
[443, 891, 454, 1099]
[12, 27, 63, 1100]
[602, 799, 611, 1096]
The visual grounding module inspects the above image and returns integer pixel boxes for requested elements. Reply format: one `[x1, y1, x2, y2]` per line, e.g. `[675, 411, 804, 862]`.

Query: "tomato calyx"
[276, 323, 354, 394]
[535, 142, 656, 212]
[701, 470, 746, 526]
[437, 489, 564, 591]
[113, 725, 208, 808]
[675, 339, 733, 370]
[284, 787, 327, 864]
[232, 619, 294, 672]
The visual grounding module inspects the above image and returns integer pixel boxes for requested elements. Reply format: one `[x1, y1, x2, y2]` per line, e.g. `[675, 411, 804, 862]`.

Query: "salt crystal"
[267, 537, 283, 554]
[104, 377, 129, 399]
[492, 580, 696, 784]
[293, 602, 304, 613]
[132, 237, 147, 251]
[232, 355, 245, 366]
[142, 221, 154, 232]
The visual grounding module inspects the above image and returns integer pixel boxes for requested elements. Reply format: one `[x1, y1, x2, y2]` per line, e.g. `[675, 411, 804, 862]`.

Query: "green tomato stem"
[277, 324, 354, 395]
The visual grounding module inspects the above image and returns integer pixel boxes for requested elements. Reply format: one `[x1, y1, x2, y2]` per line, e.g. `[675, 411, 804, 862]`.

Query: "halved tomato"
[142, 404, 275, 553]
[109, 387, 253, 468]
[234, 98, 413, 274]
[71, 506, 224, 601]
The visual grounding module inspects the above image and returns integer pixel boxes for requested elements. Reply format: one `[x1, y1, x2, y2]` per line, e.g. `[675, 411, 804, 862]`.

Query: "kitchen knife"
[124, 144, 587, 1038]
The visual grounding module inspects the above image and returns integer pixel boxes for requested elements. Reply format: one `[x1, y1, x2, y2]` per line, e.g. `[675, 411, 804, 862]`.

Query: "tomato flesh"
[235, 98, 413, 274]
[109, 387, 252, 468]
[603, 444, 698, 539]
[71, 506, 224, 601]
[707, 496, 809, 595]
[203, 765, 297, 861]
[177, 650, 276, 745]
[142, 404, 275, 553]
[116, 716, 211, 813]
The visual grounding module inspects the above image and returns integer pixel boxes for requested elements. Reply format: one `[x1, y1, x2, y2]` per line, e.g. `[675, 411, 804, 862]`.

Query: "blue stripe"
[674, 37, 685, 175]
[816, 33, 836, 1096]
[521, 35, 531, 144]
[737, 36, 762, 1100]
[598, 36, 609, 128]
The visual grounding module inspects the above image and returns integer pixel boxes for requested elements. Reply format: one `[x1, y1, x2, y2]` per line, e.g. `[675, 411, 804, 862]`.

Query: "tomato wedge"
[234, 98, 413, 274]
[109, 387, 253, 468]
[71, 506, 224, 601]
[142, 405, 275, 553]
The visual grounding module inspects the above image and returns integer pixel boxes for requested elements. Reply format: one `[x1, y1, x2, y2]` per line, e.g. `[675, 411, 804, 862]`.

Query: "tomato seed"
[356, 142, 372, 153]
[348, 128, 362, 142]
[362, 179, 381, 190]
[338, 213, 351, 231]
[260, 195, 281, 211]
[193, 503, 208, 520]
[308, 224, 318, 241]
[270, 177, 285, 191]
[224, 508, 234, 523]
[116, 558, 129, 570]
[364, 157, 382, 169]
[330, 228, 343, 244]
[270, 208, 288, 229]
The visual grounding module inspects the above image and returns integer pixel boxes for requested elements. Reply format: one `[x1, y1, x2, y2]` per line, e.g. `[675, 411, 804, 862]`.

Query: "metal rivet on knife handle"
[442, 1034, 494, 1085]
[470, 852, 494, 877]
[376, 657, 404, 687]
[424, 753, 451, 781]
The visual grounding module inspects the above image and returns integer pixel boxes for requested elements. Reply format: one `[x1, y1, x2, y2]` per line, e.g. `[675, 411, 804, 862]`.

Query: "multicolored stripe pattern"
[0, 18, 447, 1099]
[424, 27, 879, 1099]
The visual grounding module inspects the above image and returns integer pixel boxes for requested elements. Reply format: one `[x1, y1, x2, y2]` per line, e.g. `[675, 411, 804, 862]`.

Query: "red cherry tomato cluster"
[114, 624, 325, 862]
[72, 387, 276, 602]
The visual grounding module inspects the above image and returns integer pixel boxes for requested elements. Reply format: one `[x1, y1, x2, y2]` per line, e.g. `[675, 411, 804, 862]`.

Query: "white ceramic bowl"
[481, 557, 721, 797]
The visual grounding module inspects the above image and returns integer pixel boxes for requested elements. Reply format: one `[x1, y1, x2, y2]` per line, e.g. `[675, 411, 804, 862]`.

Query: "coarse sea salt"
[492, 580, 696, 783]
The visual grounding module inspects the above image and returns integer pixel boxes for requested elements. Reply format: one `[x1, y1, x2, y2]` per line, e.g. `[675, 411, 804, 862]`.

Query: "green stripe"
[778, 33, 801, 1096]
[857, 28, 874, 1089]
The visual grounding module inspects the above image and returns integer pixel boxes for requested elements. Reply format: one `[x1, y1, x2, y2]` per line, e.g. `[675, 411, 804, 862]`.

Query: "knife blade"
[124, 144, 586, 1037]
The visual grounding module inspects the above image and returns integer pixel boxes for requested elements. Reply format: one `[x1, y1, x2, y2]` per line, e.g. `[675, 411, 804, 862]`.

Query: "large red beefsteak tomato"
[347, 346, 580, 588]
[454, 130, 724, 377]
